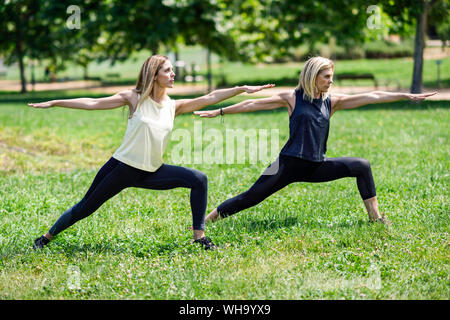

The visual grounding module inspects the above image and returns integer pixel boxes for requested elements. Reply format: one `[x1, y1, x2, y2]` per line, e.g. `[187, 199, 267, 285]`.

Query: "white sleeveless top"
[113, 95, 176, 172]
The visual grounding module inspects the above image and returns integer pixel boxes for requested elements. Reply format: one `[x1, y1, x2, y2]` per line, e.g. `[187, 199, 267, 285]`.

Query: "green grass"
[0, 92, 449, 299]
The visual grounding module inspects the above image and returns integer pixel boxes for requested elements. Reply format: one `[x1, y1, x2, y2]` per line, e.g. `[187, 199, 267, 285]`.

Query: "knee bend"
[352, 158, 371, 174]
[192, 171, 208, 189]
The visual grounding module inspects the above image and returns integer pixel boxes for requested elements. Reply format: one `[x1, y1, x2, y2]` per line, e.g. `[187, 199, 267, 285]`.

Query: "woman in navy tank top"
[195, 56, 436, 226]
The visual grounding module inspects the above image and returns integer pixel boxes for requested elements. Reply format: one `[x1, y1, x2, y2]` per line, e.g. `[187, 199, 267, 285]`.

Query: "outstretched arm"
[175, 84, 275, 116]
[194, 92, 291, 118]
[331, 91, 437, 115]
[28, 90, 133, 111]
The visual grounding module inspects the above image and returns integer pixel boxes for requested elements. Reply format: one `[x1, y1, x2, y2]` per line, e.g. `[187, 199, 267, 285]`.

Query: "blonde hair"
[131, 55, 169, 117]
[296, 56, 334, 102]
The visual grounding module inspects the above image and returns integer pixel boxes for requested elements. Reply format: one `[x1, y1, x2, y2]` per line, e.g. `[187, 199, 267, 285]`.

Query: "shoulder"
[117, 89, 137, 100]
[278, 90, 296, 106]
[117, 89, 139, 113]
[329, 92, 347, 110]
[329, 92, 347, 101]
[165, 95, 176, 108]
[277, 90, 296, 115]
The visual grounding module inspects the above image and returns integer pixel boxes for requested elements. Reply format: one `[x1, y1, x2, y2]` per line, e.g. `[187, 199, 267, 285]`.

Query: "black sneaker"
[193, 237, 217, 251]
[33, 235, 50, 250]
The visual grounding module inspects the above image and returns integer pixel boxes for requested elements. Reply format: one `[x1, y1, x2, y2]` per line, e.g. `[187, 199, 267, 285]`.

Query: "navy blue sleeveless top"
[280, 89, 331, 162]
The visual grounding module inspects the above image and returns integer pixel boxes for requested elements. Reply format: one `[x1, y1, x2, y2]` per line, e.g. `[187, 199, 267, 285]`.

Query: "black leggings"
[217, 154, 376, 218]
[49, 157, 208, 235]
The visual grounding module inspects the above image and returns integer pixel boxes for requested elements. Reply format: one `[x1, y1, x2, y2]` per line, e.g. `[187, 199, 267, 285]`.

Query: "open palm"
[242, 84, 275, 93]
[408, 92, 437, 102]
[28, 102, 53, 108]
[194, 109, 220, 118]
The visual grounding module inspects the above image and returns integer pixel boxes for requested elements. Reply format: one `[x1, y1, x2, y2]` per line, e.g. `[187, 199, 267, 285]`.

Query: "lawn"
[0, 91, 448, 300]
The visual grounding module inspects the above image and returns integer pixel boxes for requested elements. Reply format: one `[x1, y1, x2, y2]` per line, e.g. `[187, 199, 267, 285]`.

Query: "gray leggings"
[49, 157, 208, 236]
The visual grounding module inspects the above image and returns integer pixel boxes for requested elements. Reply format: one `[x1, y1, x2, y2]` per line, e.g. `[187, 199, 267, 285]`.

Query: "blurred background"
[0, 0, 448, 95]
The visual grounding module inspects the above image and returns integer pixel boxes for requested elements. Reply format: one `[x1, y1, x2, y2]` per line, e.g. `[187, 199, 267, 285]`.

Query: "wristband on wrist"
[220, 108, 224, 124]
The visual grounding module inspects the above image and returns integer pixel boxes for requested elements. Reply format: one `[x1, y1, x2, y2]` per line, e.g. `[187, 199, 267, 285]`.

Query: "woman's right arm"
[28, 90, 133, 110]
[194, 92, 290, 118]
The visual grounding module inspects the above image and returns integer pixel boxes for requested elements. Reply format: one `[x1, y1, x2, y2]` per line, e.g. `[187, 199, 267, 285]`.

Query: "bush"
[289, 39, 414, 61]
[364, 39, 414, 59]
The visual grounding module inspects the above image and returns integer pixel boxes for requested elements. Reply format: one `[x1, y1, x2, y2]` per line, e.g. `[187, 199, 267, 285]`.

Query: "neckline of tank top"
[137, 94, 171, 108]
[296, 89, 327, 106]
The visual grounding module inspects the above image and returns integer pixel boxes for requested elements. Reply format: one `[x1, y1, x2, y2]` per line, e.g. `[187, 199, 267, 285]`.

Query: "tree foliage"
[0, 0, 448, 92]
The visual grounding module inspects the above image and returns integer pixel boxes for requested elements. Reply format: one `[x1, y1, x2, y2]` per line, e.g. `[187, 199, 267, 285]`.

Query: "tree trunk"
[411, 1, 429, 93]
[174, 49, 181, 81]
[17, 47, 27, 93]
[206, 48, 212, 93]
[15, 18, 27, 93]
[83, 64, 89, 80]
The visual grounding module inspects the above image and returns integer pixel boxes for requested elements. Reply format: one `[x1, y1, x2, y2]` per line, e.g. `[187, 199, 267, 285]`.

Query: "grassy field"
[0, 91, 448, 300]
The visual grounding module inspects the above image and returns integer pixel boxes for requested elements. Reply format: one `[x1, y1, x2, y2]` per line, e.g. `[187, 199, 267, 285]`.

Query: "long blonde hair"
[131, 55, 169, 117]
[296, 56, 334, 102]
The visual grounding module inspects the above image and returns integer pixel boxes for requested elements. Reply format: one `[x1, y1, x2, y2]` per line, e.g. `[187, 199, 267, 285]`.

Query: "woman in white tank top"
[29, 55, 274, 250]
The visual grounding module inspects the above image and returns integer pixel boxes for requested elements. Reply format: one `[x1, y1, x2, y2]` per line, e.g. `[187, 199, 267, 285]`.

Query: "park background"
[0, 0, 449, 300]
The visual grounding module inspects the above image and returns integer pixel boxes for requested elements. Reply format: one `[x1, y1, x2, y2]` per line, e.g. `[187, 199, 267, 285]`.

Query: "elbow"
[241, 100, 256, 112]
[86, 102, 99, 110]
[368, 92, 381, 101]
[371, 91, 382, 97]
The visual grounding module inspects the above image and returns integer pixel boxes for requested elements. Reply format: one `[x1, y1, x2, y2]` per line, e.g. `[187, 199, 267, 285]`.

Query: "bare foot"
[205, 208, 221, 223]
[370, 213, 392, 227]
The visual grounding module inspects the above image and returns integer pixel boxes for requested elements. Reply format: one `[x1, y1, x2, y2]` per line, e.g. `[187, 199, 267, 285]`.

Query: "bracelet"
[220, 108, 224, 124]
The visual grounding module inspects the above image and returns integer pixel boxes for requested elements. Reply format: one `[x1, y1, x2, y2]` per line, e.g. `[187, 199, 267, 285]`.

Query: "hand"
[28, 101, 54, 108]
[407, 92, 437, 102]
[194, 109, 221, 118]
[242, 84, 275, 94]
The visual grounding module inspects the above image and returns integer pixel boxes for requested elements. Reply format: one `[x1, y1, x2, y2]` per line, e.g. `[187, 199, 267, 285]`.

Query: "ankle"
[193, 230, 205, 241]
[368, 211, 381, 221]
[206, 209, 220, 223]
[363, 197, 381, 221]
[43, 233, 53, 241]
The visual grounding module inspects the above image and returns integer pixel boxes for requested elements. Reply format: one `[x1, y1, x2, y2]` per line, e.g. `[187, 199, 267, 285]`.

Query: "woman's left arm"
[175, 84, 274, 116]
[331, 91, 437, 115]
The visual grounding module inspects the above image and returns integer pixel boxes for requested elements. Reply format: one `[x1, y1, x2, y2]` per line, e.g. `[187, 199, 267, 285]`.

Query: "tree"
[212, 0, 374, 63]
[99, 0, 240, 90]
[92, 1, 178, 64]
[0, 0, 55, 92]
[0, 0, 103, 92]
[381, 0, 449, 93]
[54, 1, 105, 80]
[169, 0, 241, 91]
[219, 0, 448, 92]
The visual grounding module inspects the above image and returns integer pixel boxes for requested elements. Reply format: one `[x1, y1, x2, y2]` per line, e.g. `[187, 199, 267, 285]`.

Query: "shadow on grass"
[244, 216, 299, 232]
[0, 236, 196, 259]
[0, 218, 386, 259]
[236, 214, 371, 234]
[48, 239, 192, 258]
